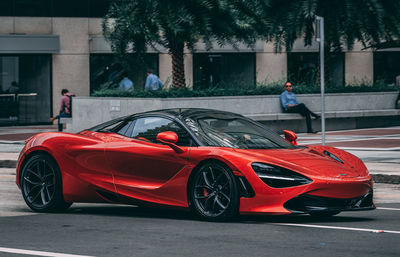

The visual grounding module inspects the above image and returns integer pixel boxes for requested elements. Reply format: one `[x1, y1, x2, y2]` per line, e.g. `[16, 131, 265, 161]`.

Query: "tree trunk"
[170, 43, 186, 88]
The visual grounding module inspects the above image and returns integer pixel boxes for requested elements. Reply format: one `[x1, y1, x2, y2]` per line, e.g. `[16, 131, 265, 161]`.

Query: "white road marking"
[0, 247, 94, 257]
[377, 207, 400, 211]
[275, 223, 400, 234]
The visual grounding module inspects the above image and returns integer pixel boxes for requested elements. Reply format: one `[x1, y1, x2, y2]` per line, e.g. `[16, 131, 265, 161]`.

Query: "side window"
[116, 120, 135, 136]
[131, 117, 193, 146]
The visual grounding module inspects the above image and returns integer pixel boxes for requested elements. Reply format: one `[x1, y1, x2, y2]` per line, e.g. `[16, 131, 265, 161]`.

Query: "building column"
[159, 53, 193, 89]
[345, 42, 373, 85]
[51, 18, 90, 116]
[256, 42, 287, 85]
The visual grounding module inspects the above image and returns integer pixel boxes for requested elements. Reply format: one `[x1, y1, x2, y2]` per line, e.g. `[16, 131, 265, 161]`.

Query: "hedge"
[92, 82, 398, 98]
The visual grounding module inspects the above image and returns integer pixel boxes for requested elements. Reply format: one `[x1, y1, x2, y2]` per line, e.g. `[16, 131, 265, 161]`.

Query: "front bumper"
[283, 191, 375, 214]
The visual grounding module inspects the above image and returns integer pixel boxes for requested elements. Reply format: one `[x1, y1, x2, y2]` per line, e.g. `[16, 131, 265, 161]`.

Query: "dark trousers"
[56, 111, 71, 132]
[286, 103, 318, 132]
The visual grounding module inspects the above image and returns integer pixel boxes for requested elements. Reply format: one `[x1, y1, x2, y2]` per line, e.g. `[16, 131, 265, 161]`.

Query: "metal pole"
[316, 16, 326, 145]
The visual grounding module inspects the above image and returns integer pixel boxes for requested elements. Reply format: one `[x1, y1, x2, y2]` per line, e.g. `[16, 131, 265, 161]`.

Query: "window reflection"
[374, 52, 400, 84]
[90, 54, 159, 93]
[0, 55, 51, 125]
[193, 53, 256, 90]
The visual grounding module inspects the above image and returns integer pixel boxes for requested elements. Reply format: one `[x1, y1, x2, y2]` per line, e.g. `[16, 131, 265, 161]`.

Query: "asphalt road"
[1, 169, 399, 257]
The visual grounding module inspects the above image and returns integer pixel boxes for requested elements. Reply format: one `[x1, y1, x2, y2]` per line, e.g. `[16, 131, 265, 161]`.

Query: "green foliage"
[103, 0, 270, 88]
[92, 82, 398, 98]
[266, 0, 400, 52]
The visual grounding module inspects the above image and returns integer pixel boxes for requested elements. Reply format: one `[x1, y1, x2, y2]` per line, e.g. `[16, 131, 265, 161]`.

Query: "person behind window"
[145, 69, 164, 91]
[280, 82, 320, 133]
[7, 81, 19, 94]
[119, 72, 134, 91]
[50, 89, 74, 132]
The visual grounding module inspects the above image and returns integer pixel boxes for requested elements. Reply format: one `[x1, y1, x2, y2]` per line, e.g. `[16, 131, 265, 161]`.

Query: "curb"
[0, 160, 17, 168]
[0, 160, 399, 184]
[371, 174, 400, 184]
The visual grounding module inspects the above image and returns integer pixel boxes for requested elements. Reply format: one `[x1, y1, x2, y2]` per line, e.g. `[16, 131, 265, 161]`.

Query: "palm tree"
[266, 0, 400, 85]
[103, 0, 269, 89]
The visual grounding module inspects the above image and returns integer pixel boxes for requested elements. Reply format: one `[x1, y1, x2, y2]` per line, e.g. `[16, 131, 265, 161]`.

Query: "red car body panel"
[17, 130, 373, 215]
[16, 110, 374, 216]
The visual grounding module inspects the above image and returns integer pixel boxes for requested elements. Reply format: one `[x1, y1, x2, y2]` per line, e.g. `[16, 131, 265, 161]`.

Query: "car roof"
[139, 108, 244, 120]
[87, 108, 245, 132]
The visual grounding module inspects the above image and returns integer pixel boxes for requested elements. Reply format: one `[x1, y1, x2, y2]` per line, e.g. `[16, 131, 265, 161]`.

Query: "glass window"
[287, 53, 319, 85]
[14, 0, 51, 17]
[193, 53, 255, 90]
[116, 120, 135, 137]
[96, 119, 126, 133]
[184, 115, 295, 149]
[0, 55, 52, 125]
[130, 117, 193, 146]
[0, 0, 13, 16]
[90, 54, 159, 93]
[89, 0, 113, 17]
[54, 0, 89, 17]
[374, 52, 400, 84]
[287, 52, 344, 87]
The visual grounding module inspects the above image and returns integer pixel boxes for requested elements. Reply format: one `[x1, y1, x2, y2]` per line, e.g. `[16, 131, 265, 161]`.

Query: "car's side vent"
[236, 176, 255, 198]
[96, 190, 120, 203]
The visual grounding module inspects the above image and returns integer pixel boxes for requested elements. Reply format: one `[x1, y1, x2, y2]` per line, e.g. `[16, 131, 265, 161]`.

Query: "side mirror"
[283, 130, 298, 146]
[157, 131, 184, 153]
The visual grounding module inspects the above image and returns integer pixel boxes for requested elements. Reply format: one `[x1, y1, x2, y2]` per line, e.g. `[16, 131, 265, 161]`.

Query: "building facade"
[0, 0, 398, 125]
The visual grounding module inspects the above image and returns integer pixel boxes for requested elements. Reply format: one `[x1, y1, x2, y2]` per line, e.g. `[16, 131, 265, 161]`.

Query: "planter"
[70, 91, 399, 132]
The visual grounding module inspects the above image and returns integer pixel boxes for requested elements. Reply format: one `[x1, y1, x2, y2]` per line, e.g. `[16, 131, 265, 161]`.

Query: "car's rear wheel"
[20, 153, 72, 212]
[190, 162, 239, 221]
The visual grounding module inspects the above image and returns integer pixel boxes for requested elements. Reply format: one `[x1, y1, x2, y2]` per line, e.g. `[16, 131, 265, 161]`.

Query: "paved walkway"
[0, 125, 399, 183]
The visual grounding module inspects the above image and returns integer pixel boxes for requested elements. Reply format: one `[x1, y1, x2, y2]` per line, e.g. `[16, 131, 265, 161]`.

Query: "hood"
[233, 146, 361, 178]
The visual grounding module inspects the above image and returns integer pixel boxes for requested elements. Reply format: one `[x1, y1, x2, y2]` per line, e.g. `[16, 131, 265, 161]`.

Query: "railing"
[0, 93, 37, 124]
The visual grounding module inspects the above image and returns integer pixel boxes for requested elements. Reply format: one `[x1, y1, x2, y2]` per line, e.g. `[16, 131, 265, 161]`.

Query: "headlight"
[252, 163, 312, 188]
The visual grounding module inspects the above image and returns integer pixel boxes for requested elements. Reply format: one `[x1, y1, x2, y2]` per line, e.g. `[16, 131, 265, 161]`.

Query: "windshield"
[184, 116, 295, 149]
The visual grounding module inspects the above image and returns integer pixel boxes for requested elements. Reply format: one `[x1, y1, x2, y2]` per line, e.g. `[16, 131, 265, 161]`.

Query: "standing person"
[396, 75, 400, 109]
[280, 82, 320, 133]
[119, 72, 134, 91]
[50, 89, 74, 132]
[145, 69, 164, 91]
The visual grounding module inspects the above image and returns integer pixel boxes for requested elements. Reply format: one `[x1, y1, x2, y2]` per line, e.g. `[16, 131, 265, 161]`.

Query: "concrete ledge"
[247, 109, 400, 122]
[0, 160, 17, 168]
[60, 117, 72, 124]
[371, 174, 400, 184]
[70, 92, 400, 132]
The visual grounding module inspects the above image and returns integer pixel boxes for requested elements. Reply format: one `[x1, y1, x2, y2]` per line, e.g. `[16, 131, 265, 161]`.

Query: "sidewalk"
[0, 125, 399, 184]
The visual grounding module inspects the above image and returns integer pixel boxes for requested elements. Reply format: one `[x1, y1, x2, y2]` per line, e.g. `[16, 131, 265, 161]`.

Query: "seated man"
[280, 82, 320, 133]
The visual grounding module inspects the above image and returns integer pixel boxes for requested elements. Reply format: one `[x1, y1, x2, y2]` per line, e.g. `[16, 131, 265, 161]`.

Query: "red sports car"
[16, 108, 374, 220]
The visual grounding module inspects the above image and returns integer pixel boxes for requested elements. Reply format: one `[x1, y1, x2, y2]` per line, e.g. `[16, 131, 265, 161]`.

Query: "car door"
[105, 116, 194, 203]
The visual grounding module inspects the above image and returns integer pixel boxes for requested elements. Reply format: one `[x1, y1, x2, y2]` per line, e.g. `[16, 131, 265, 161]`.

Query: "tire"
[20, 153, 72, 212]
[189, 162, 239, 221]
[309, 210, 341, 217]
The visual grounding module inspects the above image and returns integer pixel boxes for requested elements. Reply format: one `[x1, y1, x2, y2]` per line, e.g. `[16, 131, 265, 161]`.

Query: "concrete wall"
[70, 92, 399, 132]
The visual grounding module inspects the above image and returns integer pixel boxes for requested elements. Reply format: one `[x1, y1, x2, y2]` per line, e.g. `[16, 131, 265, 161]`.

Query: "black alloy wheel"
[190, 162, 239, 221]
[20, 153, 71, 212]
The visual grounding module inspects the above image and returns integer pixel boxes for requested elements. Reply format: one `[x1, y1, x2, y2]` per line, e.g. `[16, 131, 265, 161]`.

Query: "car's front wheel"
[190, 162, 239, 221]
[20, 153, 72, 212]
